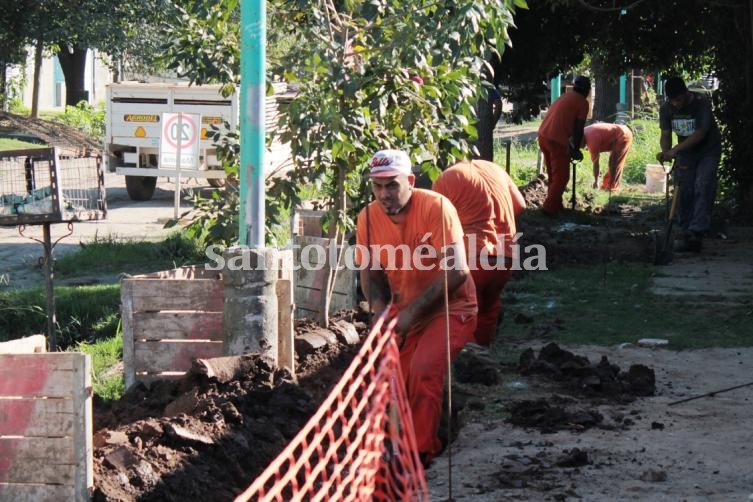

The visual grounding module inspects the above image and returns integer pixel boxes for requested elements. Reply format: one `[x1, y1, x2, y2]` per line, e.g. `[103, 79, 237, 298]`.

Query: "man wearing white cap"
[355, 149, 478, 466]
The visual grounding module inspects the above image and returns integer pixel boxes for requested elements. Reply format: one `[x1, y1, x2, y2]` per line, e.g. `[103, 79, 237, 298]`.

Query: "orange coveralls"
[537, 91, 589, 215]
[433, 160, 525, 346]
[355, 189, 477, 462]
[584, 123, 634, 190]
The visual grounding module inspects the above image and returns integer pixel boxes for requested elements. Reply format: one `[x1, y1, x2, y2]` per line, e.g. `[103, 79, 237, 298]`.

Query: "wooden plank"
[0, 354, 83, 397]
[278, 249, 294, 283]
[74, 353, 93, 500]
[133, 341, 224, 373]
[121, 279, 136, 389]
[276, 279, 295, 376]
[295, 265, 356, 316]
[295, 290, 353, 319]
[0, 483, 77, 502]
[131, 265, 222, 281]
[0, 437, 76, 484]
[0, 335, 46, 354]
[0, 398, 74, 437]
[135, 373, 186, 386]
[132, 311, 223, 341]
[125, 279, 224, 312]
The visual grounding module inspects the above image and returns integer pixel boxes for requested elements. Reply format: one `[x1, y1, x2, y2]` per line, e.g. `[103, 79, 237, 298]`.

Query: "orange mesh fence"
[235, 314, 428, 501]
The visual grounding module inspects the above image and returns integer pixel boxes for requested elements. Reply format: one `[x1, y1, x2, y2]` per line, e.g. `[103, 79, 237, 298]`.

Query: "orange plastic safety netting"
[235, 314, 428, 502]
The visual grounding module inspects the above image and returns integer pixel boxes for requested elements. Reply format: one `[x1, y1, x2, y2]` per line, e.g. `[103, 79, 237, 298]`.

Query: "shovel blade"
[653, 232, 674, 265]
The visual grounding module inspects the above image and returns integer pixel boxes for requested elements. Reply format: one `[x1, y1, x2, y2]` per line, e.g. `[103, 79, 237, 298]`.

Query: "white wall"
[19, 48, 112, 111]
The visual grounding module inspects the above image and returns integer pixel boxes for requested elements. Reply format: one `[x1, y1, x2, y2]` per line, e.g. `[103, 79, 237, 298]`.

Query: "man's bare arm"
[395, 242, 470, 335]
[360, 267, 390, 317]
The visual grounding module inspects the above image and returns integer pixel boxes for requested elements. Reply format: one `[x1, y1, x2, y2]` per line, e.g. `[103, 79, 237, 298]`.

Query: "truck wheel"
[125, 175, 157, 201]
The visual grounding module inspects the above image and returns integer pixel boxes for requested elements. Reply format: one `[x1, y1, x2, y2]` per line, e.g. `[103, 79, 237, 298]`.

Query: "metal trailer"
[105, 82, 238, 201]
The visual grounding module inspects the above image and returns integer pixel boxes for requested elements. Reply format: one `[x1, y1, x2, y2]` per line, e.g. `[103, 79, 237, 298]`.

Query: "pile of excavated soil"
[0, 111, 101, 152]
[92, 310, 369, 501]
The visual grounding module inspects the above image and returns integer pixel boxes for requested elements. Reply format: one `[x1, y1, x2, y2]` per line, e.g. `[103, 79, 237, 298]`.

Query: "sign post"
[160, 112, 201, 218]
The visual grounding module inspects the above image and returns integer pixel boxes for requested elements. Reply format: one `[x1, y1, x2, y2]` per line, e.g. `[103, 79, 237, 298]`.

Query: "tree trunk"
[1, 64, 7, 112]
[319, 164, 347, 327]
[592, 75, 620, 122]
[57, 45, 89, 106]
[474, 91, 495, 161]
[31, 37, 44, 118]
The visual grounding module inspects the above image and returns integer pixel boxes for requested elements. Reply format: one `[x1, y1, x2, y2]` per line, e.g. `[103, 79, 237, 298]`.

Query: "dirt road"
[426, 228, 753, 501]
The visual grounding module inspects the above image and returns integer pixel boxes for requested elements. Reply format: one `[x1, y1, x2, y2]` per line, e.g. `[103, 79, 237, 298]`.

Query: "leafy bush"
[55, 101, 106, 139]
[623, 118, 662, 185]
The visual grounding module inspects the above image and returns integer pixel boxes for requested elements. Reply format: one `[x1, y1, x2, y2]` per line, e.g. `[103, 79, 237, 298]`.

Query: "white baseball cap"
[368, 149, 412, 178]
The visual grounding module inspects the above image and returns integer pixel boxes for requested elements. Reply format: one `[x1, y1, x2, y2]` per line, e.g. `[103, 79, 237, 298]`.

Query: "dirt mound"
[507, 398, 604, 433]
[0, 111, 101, 152]
[92, 310, 369, 502]
[519, 342, 656, 400]
[518, 174, 548, 209]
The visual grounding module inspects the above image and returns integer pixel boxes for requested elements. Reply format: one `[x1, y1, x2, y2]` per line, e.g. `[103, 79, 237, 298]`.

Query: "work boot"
[673, 233, 702, 253]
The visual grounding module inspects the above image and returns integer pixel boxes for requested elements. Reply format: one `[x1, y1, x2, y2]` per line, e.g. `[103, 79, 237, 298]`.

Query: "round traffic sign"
[162, 114, 199, 150]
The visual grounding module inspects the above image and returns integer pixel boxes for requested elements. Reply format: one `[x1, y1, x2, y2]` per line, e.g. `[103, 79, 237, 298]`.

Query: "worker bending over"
[583, 122, 634, 191]
[433, 159, 525, 346]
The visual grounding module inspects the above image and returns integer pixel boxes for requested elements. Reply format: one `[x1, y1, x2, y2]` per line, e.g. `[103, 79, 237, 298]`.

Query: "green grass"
[0, 284, 121, 348]
[500, 263, 753, 350]
[74, 331, 124, 401]
[54, 232, 207, 278]
[494, 117, 663, 189]
[0, 137, 47, 151]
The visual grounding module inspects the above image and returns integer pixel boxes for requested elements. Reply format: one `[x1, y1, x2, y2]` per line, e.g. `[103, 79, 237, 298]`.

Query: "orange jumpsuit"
[537, 91, 589, 215]
[584, 123, 634, 190]
[355, 189, 477, 462]
[433, 160, 525, 346]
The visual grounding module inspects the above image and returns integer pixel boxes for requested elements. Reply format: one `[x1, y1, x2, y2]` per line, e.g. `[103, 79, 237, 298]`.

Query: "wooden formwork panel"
[293, 236, 357, 320]
[0, 334, 46, 354]
[0, 353, 92, 501]
[121, 266, 224, 388]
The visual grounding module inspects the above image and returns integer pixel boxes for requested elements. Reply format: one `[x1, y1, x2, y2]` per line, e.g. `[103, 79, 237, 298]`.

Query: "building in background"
[15, 49, 112, 111]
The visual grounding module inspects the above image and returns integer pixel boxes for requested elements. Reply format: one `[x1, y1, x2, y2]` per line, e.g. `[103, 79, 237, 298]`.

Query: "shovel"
[570, 159, 578, 210]
[654, 164, 680, 265]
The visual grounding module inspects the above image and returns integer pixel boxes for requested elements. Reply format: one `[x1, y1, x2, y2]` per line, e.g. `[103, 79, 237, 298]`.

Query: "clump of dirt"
[453, 343, 501, 385]
[92, 310, 369, 502]
[518, 174, 548, 209]
[507, 398, 604, 433]
[519, 342, 656, 400]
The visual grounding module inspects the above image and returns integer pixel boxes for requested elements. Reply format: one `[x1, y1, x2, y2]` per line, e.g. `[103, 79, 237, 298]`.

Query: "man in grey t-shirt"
[657, 76, 721, 252]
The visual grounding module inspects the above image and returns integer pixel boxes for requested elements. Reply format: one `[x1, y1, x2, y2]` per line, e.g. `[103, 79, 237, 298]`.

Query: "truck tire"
[125, 175, 157, 201]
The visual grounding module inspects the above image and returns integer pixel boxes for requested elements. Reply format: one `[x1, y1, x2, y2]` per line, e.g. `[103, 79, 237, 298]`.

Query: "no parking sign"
[159, 112, 201, 169]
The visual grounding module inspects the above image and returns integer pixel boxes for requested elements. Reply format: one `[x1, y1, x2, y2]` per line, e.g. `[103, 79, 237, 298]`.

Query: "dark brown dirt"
[0, 111, 101, 153]
[92, 310, 369, 502]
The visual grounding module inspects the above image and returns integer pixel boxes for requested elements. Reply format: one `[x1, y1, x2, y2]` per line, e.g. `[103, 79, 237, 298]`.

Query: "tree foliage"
[165, 0, 523, 244]
[5, 0, 169, 106]
[495, 0, 753, 214]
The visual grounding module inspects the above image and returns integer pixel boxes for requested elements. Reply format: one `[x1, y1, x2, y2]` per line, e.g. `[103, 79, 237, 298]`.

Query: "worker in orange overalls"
[537, 75, 591, 215]
[432, 159, 525, 347]
[583, 122, 634, 191]
[355, 149, 477, 466]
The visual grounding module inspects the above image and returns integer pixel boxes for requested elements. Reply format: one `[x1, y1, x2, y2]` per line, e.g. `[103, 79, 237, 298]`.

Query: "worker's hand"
[592, 181, 598, 189]
[570, 148, 583, 162]
[656, 151, 665, 164]
[383, 305, 408, 348]
[392, 307, 418, 348]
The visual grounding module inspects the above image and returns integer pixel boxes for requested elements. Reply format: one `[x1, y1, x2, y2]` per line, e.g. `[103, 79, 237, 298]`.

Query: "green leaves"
[163, 0, 519, 243]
